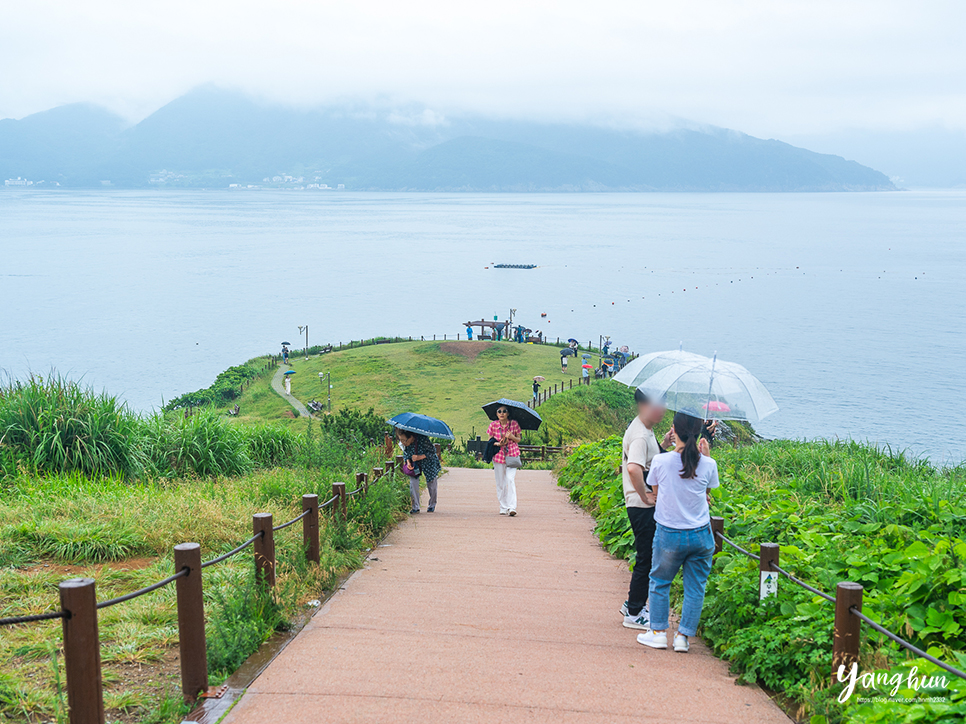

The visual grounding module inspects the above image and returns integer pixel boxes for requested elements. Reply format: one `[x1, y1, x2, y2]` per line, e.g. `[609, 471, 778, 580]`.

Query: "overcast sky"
[2, 0, 964, 138]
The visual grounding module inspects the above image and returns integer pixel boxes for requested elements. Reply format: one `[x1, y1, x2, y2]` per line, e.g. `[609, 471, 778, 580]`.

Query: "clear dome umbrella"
[614, 350, 778, 423]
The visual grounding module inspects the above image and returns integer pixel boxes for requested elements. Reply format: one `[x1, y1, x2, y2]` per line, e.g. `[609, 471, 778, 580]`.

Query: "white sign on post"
[760, 571, 778, 600]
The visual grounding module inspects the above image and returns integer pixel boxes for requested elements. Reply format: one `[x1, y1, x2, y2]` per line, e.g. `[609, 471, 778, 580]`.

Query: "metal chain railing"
[711, 519, 966, 682]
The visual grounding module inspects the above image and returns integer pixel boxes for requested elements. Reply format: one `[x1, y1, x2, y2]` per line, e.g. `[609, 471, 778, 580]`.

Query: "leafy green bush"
[557, 436, 966, 723]
[318, 406, 389, 445]
[164, 359, 270, 411]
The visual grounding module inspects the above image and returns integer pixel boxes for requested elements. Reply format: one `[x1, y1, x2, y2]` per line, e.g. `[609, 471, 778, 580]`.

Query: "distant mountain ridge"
[0, 87, 896, 191]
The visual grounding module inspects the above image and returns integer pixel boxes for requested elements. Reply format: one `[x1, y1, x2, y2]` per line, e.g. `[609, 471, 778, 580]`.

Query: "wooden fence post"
[303, 494, 320, 563]
[59, 578, 105, 724]
[395, 454, 404, 476]
[174, 543, 208, 702]
[759, 543, 779, 600]
[832, 582, 864, 680]
[333, 482, 347, 520]
[253, 513, 275, 588]
[710, 516, 724, 554]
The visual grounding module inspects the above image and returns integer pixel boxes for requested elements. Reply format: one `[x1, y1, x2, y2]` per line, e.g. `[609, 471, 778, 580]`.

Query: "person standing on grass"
[396, 429, 441, 514]
[637, 412, 718, 654]
[620, 390, 672, 630]
[561, 351, 569, 373]
[487, 405, 522, 516]
[532, 379, 541, 400]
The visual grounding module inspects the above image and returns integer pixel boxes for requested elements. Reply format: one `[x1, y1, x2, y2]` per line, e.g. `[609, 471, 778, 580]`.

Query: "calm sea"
[1, 190, 964, 464]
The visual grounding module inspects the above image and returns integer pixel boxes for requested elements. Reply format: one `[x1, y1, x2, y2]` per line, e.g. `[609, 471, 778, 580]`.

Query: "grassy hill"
[231, 340, 620, 442]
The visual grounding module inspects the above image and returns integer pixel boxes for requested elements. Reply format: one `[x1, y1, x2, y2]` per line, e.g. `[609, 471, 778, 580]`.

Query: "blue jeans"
[648, 523, 715, 637]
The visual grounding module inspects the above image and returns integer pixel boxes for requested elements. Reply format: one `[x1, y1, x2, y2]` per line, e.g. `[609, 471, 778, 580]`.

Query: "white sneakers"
[499, 509, 508, 515]
[622, 606, 650, 630]
[673, 633, 689, 653]
[636, 629, 689, 653]
[636, 630, 667, 649]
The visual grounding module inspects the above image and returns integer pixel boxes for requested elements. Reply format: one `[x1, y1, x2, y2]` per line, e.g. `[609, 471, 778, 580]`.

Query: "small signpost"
[759, 542, 779, 601]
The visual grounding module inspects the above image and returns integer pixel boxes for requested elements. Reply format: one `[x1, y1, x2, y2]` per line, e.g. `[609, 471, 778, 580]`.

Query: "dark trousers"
[626, 506, 656, 616]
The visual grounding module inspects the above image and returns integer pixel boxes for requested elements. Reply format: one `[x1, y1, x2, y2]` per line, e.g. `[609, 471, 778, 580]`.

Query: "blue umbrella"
[481, 398, 542, 431]
[387, 412, 455, 440]
[560, 347, 576, 357]
[283, 370, 296, 375]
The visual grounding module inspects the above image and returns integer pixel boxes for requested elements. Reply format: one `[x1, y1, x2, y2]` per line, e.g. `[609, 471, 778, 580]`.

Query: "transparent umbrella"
[615, 350, 778, 423]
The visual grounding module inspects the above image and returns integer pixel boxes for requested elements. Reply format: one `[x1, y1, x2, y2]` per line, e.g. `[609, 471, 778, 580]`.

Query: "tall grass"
[144, 410, 252, 478]
[0, 375, 149, 478]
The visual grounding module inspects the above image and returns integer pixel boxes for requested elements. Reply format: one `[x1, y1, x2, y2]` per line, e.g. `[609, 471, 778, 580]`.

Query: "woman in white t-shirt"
[636, 412, 718, 654]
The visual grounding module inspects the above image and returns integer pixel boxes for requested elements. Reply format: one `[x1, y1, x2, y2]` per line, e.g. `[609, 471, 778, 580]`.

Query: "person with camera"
[396, 429, 441, 514]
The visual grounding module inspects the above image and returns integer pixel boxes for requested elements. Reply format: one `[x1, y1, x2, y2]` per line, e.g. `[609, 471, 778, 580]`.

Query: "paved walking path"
[223, 468, 790, 724]
[270, 366, 311, 417]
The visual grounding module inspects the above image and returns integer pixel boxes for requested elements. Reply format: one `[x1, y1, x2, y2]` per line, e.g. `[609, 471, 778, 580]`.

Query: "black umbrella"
[481, 398, 542, 430]
[560, 347, 577, 357]
[281, 341, 292, 346]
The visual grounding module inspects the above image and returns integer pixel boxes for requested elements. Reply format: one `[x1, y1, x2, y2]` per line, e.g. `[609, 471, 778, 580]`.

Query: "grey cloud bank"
[1, 1, 963, 186]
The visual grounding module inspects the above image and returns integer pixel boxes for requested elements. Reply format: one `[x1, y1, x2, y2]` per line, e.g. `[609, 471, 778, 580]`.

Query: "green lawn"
[234, 341, 584, 440]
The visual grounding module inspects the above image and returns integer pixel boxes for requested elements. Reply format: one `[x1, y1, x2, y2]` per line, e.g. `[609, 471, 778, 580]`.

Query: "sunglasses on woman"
[497, 409, 509, 415]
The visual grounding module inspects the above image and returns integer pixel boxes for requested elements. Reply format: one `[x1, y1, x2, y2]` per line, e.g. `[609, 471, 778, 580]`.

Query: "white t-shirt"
[621, 416, 660, 508]
[650, 451, 720, 529]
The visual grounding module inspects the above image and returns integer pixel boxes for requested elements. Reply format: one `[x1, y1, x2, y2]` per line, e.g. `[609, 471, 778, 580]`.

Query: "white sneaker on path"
[673, 633, 689, 653]
[636, 630, 668, 649]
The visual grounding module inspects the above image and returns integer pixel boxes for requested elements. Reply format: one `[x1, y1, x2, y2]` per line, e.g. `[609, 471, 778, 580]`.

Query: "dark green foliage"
[317, 406, 388, 446]
[164, 360, 269, 411]
[557, 437, 966, 723]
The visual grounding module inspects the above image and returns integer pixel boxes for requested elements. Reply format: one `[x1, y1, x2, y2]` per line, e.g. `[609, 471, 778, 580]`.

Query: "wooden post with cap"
[59, 577, 105, 724]
[832, 582, 864, 682]
[174, 543, 207, 702]
[253, 513, 275, 588]
[303, 494, 320, 563]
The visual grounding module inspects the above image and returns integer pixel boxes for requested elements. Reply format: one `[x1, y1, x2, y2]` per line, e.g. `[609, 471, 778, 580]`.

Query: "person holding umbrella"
[482, 399, 541, 516]
[387, 413, 454, 514]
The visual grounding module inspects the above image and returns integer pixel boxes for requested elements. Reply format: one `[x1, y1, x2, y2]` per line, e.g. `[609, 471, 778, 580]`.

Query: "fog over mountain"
[1, 88, 895, 192]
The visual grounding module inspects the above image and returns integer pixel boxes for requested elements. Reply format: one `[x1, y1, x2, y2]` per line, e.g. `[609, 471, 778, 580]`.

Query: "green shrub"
[318, 406, 389, 445]
[557, 437, 966, 723]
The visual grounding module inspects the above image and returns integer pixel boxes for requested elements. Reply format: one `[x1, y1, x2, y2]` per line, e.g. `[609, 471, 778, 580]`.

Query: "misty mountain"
[0, 87, 895, 191]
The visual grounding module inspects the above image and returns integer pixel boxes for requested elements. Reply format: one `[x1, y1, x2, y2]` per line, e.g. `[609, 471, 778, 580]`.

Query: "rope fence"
[0, 458, 403, 724]
[711, 517, 966, 683]
[96, 568, 189, 609]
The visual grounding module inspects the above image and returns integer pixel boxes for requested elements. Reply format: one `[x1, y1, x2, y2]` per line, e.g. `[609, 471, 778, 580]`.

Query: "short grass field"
[232, 340, 589, 440]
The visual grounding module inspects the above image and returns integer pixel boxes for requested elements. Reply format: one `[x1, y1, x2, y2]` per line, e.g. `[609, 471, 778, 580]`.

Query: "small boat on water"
[493, 263, 537, 269]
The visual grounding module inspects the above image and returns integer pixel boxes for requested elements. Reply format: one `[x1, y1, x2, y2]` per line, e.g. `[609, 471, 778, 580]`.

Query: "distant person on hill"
[561, 351, 569, 372]
[532, 380, 541, 400]
[284, 375, 292, 395]
[282, 345, 289, 364]
[466, 326, 473, 340]
[487, 405, 522, 516]
[396, 429, 441, 514]
[637, 412, 719, 654]
[620, 390, 672, 631]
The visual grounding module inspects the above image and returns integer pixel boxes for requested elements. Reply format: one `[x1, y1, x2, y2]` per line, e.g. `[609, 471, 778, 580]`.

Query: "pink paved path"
[223, 468, 791, 724]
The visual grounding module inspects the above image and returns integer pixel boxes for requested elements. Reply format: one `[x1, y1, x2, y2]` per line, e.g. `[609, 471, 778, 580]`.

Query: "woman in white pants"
[487, 405, 522, 516]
